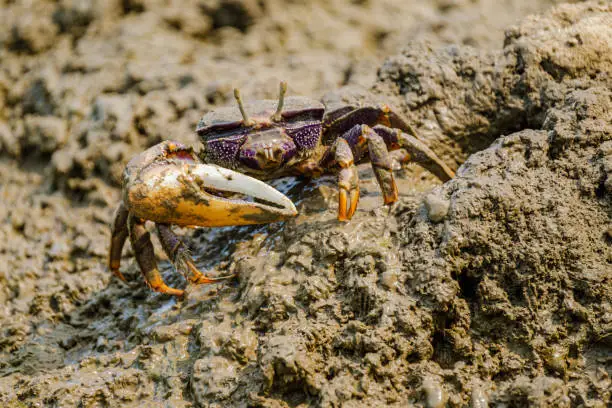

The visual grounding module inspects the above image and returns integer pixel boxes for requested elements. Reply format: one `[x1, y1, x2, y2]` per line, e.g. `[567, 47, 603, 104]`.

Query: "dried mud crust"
[0, 1, 611, 408]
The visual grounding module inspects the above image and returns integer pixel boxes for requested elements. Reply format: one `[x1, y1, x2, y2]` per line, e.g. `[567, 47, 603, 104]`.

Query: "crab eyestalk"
[270, 81, 288, 122]
[234, 88, 255, 127]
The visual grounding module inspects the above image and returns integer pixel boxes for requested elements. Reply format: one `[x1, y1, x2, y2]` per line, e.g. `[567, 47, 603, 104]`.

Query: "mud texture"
[1, 0, 611, 407]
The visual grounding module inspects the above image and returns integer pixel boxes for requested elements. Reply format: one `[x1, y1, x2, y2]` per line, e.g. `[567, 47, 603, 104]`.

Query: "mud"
[0, 0, 610, 407]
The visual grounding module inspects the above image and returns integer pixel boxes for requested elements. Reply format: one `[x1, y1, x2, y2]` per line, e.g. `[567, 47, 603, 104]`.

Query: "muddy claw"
[123, 142, 297, 227]
[109, 141, 297, 297]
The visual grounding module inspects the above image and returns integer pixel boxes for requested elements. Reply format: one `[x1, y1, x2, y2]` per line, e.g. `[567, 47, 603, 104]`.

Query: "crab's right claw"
[123, 150, 297, 228]
[187, 163, 298, 225]
[111, 141, 297, 298]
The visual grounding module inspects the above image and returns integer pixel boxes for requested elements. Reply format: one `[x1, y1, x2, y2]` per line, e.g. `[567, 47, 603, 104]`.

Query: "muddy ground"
[0, 0, 610, 407]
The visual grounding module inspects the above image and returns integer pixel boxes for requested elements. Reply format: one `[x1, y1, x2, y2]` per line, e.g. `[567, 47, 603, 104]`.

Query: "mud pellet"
[544, 346, 568, 375]
[422, 377, 448, 408]
[424, 193, 450, 223]
[380, 270, 398, 289]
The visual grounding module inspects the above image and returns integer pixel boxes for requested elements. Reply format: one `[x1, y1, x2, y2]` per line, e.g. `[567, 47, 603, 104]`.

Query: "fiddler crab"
[109, 82, 455, 296]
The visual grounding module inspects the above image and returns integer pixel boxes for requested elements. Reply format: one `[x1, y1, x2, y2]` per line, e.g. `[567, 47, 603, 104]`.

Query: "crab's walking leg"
[324, 104, 416, 139]
[128, 215, 184, 297]
[156, 224, 235, 285]
[320, 124, 399, 220]
[372, 125, 455, 181]
[109, 203, 130, 281]
[323, 104, 454, 181]
[341, 124, 399, 205]
[337, 142, 360, 222]
[320, 138, 360, 221]
[363, 126, 398, 204]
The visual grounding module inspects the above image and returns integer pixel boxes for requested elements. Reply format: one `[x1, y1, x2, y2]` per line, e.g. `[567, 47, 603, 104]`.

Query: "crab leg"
[371, 125, 455, 182]
[156, 223, 234, 284]
[319, 137, 360, 221]
[322, 104, 454, 181]
[364, 128, 398, 204]
[320, 124, 399, 220]
[319, 119, 454, 220]
[128, 214, 185, 297]
[109, 203, 130, 282]
[323, 104, 414, 139]
[335, 139, 360, 222]
[338, 124, 399, 205]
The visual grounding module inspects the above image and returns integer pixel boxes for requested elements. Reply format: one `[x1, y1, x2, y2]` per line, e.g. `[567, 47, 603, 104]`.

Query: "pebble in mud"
[379, 269, 399, 290]
[422, 376, 448, 408]
[424, 192, 450, 223]
[542, 344, 569, 376]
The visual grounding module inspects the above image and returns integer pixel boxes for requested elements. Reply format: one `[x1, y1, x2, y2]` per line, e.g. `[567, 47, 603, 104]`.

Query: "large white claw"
[191, 164, 296, 218]
[124, 159, 297, 228]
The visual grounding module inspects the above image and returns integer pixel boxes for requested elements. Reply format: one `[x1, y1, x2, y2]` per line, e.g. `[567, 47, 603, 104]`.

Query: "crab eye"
[204, 133, 246, 166]
[285, 122, 321, 150]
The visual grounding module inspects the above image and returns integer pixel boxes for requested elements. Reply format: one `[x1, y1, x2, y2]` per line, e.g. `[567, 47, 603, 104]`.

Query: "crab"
[109, 82, 454, 296]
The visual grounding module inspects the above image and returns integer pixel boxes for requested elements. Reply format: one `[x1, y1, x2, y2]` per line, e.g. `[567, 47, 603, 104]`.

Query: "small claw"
[124, 151, 297, 228]
[338, 187, 360, 222]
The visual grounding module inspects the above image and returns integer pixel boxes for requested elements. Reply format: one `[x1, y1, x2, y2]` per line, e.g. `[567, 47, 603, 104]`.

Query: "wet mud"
[0, 1, 610, 407]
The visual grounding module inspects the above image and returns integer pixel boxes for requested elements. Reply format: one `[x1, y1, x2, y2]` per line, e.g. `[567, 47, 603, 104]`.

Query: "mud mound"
[1, 1, 611, 407]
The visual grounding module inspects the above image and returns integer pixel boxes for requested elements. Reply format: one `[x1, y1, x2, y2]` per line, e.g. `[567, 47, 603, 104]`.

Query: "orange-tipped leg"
[109, 203, 130, 282]
[338, 168, 360, 222]
[372, 125, 455, 182]
[333, 138, 360, 221]
[323, 125, 399, 221]
[128, 215, 185, 297]
[363, 126, 398, 205]
[156, 223, 235, 285]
